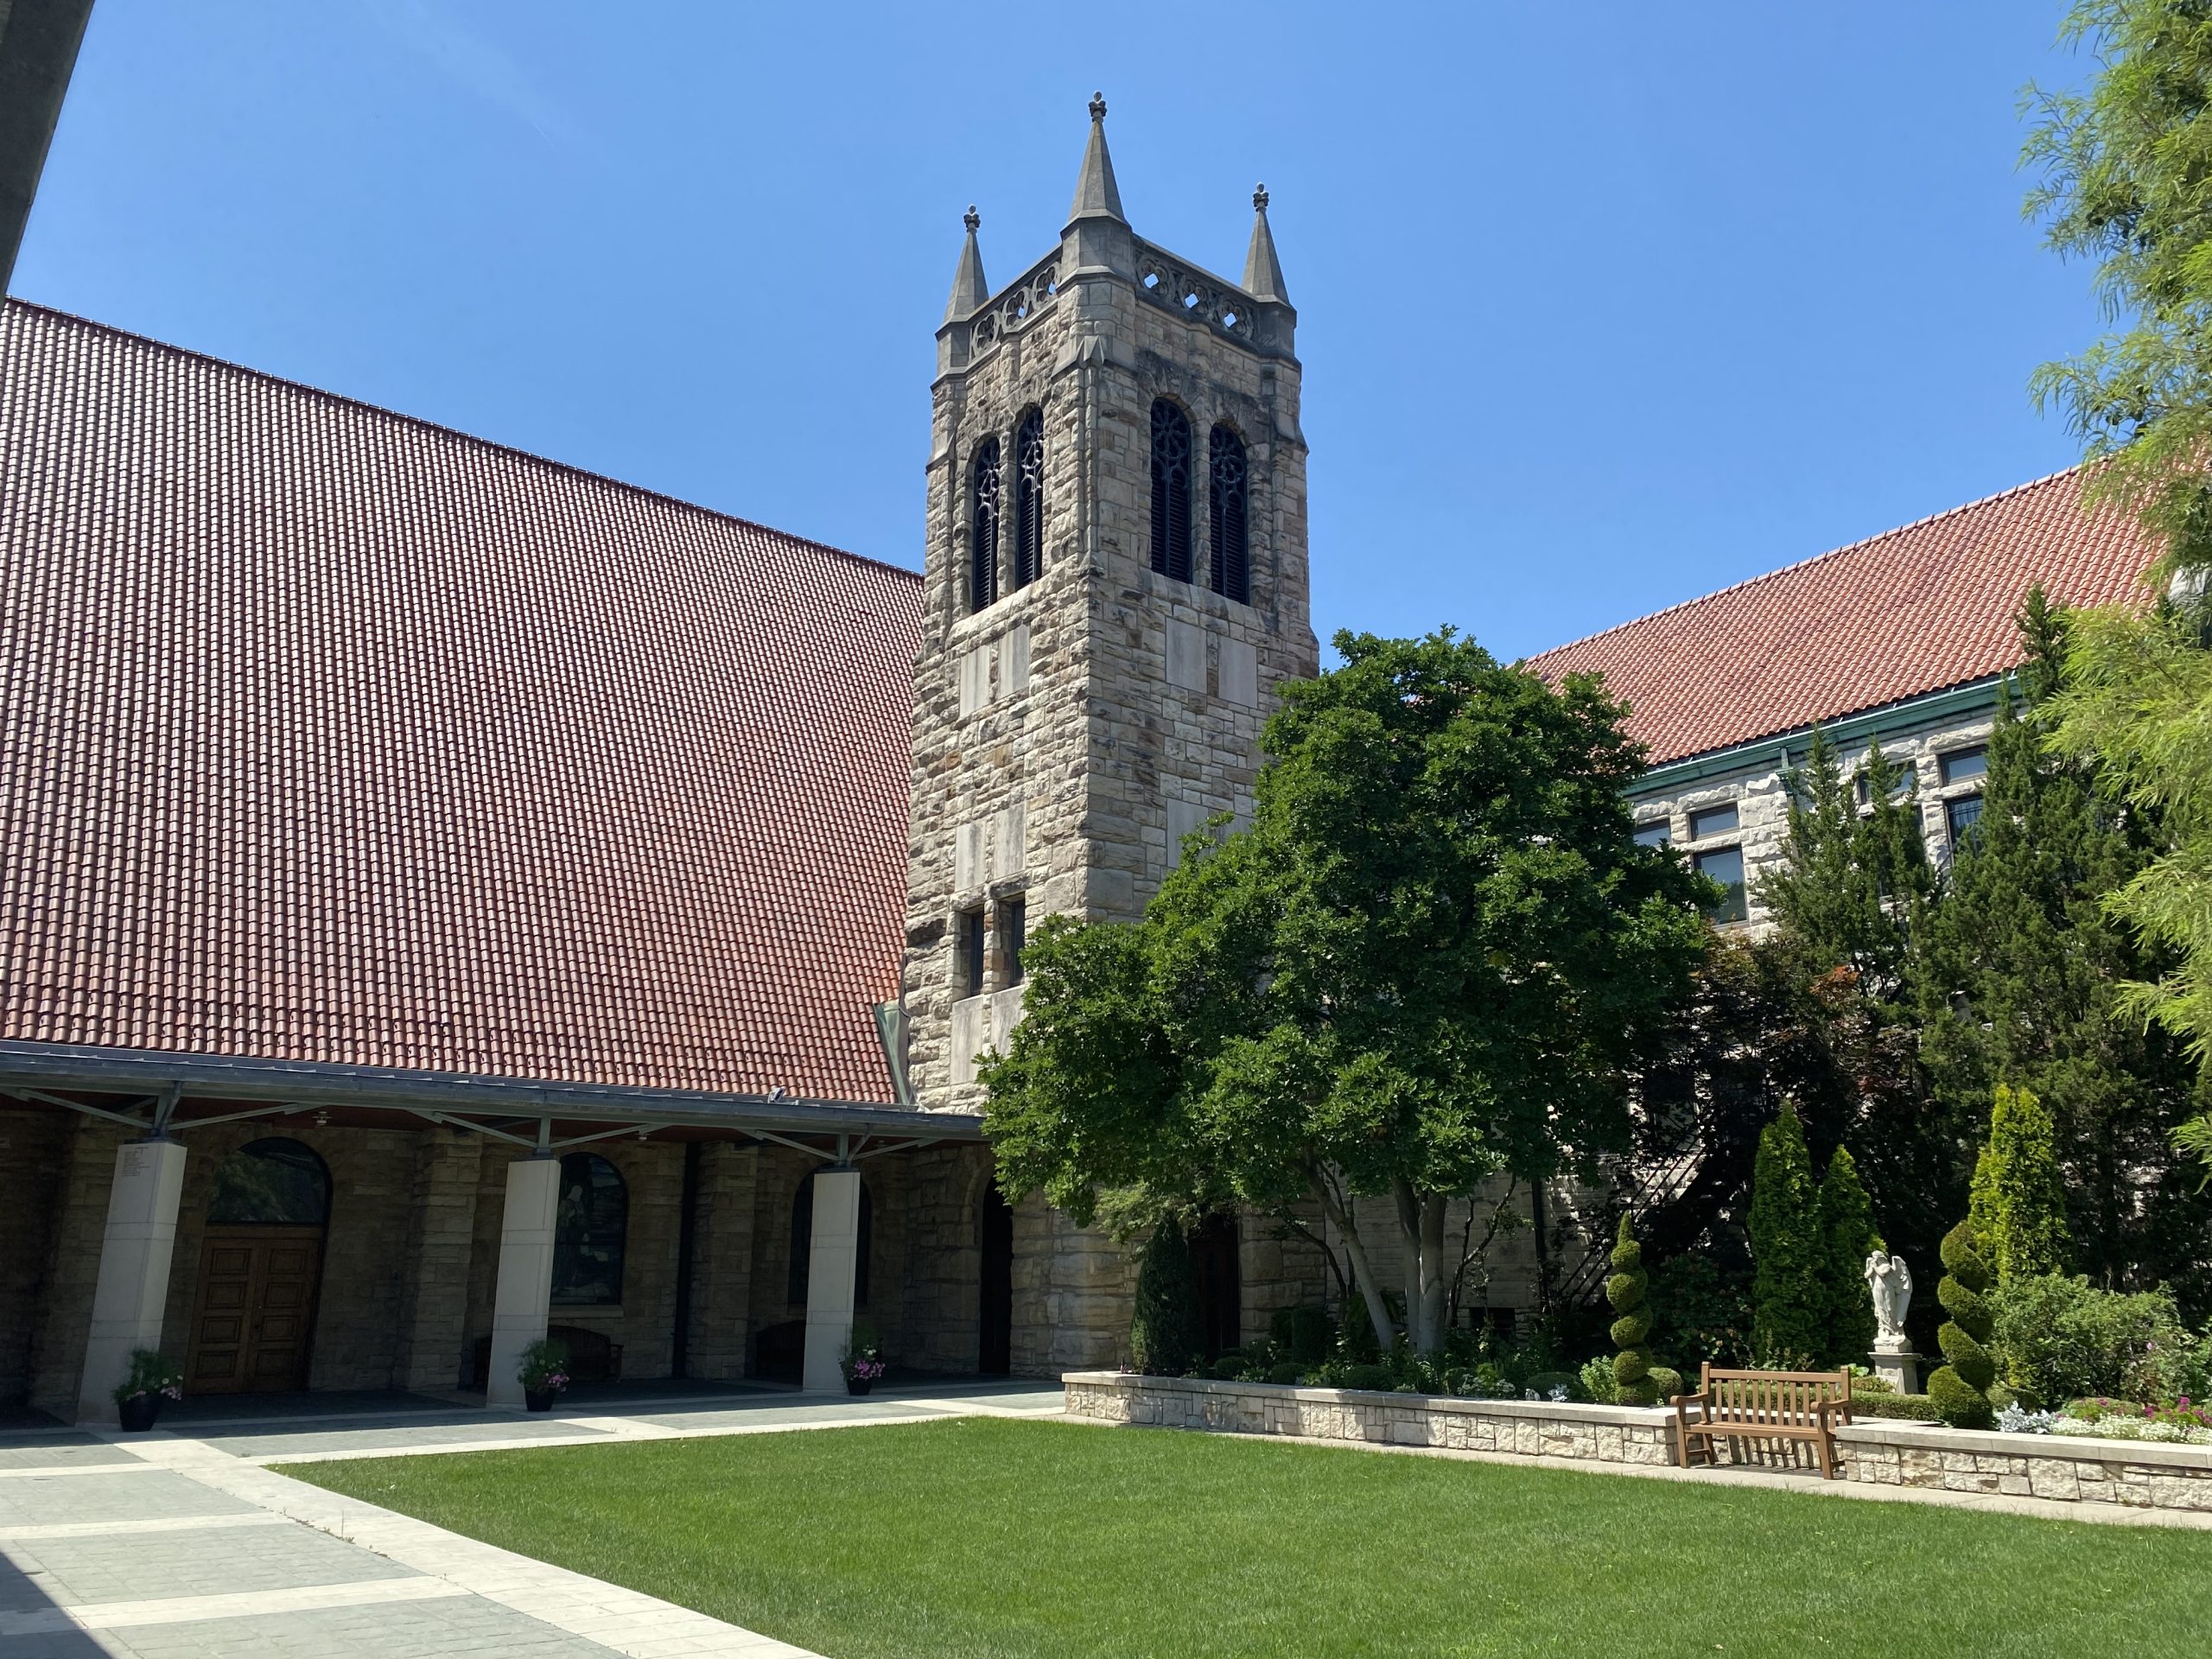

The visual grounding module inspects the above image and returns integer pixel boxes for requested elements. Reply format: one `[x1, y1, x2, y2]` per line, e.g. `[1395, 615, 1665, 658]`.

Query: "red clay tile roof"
[1524, 469, 2162, 766]
[0, 300, 923, 1102]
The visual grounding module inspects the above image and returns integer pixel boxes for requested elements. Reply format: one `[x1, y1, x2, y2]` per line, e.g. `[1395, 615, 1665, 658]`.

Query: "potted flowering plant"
[112, 1348, 183, 1431]
[841, 1322, 887, 1396]
[518, 1337, 570, 1413]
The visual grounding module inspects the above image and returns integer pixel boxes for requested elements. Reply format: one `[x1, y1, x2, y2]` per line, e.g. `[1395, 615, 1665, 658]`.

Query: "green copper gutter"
[1628, 675, 2006, 798]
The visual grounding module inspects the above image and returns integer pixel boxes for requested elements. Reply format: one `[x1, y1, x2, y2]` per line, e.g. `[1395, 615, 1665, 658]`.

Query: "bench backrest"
[1699, 1363, 1851, 1426]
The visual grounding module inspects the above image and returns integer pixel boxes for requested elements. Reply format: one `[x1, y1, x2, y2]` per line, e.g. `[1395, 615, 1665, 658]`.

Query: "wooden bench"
[1673, 1363, 1853, 1479]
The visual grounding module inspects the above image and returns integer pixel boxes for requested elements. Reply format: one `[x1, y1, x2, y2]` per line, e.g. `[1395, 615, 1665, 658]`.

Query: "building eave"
[0, 1041, 986, 1141]
[1629, 674, 2006, 796]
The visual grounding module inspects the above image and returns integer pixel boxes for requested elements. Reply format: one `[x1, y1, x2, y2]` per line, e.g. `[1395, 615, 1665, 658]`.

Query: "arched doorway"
[1190, 1211, 1241, 1361]
[978, 1184, 1013, 1376]
[187, 1139, 330, 1395]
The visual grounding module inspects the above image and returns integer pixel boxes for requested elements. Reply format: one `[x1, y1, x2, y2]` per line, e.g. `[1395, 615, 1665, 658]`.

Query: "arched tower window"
[551, 1153, 626, 1306]
[1209, 424, 1249, 605]
[970, 439, 1002, 613]
[787, 1171, 873, 1309]
[207, 1138, 330, 1225]
[1149, 400, 1192, 583]
[1013, 410, 1045, 591]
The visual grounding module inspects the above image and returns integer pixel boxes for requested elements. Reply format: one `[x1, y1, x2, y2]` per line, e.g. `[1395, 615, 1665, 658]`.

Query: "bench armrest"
[1673, 1390, 1711, 1412]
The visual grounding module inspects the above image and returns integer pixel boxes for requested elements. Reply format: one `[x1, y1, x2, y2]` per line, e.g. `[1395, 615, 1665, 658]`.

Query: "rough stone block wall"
[1065, 1373, 1676, 1465]
[461, 1141, 686, 1383]
[1069, 1376, 2212, 1516]
[885, 1142, 994, 1372]
[146, 1122, 419, 1394]
[683, 1141, 759, 1380]
[392, 1127, 482, 1392]
[0, 1109, 73, 1408]
[30, 1118, 128, 1417]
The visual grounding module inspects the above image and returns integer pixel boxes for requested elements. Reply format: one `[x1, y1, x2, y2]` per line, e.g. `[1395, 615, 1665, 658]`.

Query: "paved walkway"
[0, 1382, 1064, 1657]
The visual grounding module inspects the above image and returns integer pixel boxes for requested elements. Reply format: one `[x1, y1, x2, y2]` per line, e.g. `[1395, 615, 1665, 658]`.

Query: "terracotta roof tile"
[0, 301, 923, 1101]
[1523, 469, 2161, 766]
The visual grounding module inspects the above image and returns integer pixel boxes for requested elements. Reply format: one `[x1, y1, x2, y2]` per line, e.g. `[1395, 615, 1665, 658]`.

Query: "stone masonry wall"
[905, 188, 1319, 1376]
[0, 1109, 73, 1408]
[1065, 1373, 2212, 1516]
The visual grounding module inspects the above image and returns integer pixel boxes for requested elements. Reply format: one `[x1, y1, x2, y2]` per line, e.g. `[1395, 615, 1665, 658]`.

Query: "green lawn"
[287, 1418, 2209, 1658]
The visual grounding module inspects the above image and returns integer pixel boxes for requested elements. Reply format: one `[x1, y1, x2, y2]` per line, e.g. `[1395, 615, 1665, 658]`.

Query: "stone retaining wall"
[1064, 1371, 2212, 1516]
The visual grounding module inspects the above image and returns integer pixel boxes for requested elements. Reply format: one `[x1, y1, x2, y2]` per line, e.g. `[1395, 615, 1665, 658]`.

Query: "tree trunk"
[1316, 1179, 1398, 1351]
[1392, 1181, 1451, 1355]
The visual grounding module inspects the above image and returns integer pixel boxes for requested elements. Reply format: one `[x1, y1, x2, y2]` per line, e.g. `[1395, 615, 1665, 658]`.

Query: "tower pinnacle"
[1242, 181, 1287, 304]
[944, 204, 988, 324]
[1066, 92, 1125, 226]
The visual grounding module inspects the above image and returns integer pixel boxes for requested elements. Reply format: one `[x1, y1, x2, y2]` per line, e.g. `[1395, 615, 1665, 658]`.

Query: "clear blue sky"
[15, 1, 2101, 663]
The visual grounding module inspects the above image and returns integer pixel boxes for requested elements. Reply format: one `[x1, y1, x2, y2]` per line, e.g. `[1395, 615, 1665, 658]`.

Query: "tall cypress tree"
[1967, 1084, 2073, 1287]
[1915, 588, 2212, 1301]
[1748, 1101, 1825, 1363]
[1816, 1145, 1878, 1364]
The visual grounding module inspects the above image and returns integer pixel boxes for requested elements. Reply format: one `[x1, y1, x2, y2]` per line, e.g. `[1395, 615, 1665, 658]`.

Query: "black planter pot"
[846, 1376, 873, 1397]
[117, 1393, 162, 1432]
[524, 1389, 562, 1414]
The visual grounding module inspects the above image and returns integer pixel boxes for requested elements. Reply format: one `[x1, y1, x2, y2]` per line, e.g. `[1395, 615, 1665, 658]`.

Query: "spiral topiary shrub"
[1927, 1221, 1997, 1429]
[1608, 1213, 1658, 1406]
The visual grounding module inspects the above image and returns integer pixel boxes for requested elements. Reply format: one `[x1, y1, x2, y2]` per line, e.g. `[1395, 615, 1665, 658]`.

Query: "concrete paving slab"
[0, 1516, 418, 1609]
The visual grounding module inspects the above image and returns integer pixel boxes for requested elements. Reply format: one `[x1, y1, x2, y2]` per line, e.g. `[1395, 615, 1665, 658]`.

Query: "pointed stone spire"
[944, 205, 988, 323]
[1066, 92, 1125, 226]
[1242, 183, 1287, 304]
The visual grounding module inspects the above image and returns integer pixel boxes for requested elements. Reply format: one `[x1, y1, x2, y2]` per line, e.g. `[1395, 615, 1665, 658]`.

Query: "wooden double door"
[186, 1224, 325, 1394]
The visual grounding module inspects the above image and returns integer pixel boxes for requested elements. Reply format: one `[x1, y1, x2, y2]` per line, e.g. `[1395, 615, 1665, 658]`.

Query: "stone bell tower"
[900, 95, 1316, 1123]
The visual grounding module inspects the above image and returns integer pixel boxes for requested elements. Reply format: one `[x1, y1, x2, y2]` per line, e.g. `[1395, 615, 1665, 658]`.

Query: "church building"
[0, 100, 2164, 1425]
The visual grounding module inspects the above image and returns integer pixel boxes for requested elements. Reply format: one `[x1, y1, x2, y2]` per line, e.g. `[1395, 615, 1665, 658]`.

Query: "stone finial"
[1067, 92, 1126, 226]
[944, 207, 989, 324]
[1243, 181, 1288, 305]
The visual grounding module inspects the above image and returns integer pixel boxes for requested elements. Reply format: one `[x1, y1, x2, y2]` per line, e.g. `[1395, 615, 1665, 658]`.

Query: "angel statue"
[1862, 1249, 1913, 1346]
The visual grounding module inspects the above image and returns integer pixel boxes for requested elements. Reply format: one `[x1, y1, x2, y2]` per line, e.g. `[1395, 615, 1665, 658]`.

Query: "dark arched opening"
[970, 438, 1002, 612]
[979, 1182, 1014, 1376]
[1149, 400, 1192, 582]
[1208, 423, 1249, 604]
[1013, 409, 1045, 591]
[1190, 1211, 1241, 1361]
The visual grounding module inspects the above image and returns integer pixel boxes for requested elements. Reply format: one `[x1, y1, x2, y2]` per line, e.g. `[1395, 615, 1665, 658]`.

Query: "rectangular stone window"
[1633, 819, 1670, 849]
[1002, 897, 1027, 986]
[1856, 766, 1914, 806]
[1940, 746, 1988, 786]
[1946, 794, 1985, 849]
[1694, 845, 1747, 924]
[1687, 802, 1738, 841]
[958, 907, 986, 1000]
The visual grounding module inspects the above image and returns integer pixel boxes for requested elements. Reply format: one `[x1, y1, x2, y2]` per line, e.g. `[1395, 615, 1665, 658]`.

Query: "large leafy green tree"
[984, 631, 1711, 1356]
[2027, 0, 2212, 1179]
[1914, 589, 2209, 1288]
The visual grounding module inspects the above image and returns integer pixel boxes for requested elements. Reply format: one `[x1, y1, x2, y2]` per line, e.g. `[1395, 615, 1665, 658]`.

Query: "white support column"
[76, 1138, 188, 1425]
[486, 1154, 561, 1408]
[800, 1166, 862, 1394]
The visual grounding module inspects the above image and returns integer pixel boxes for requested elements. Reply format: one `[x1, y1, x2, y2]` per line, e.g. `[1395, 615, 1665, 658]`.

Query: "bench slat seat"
[1672, 1363, 1853, 1478]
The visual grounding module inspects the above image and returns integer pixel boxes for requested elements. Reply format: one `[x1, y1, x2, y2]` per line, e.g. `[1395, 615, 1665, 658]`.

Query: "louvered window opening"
[1209, 425, 1249, 604]
[1014, 410, 1045, 591]
[1150, 400, 1192, 583]
[971, 439, 1002, 613]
